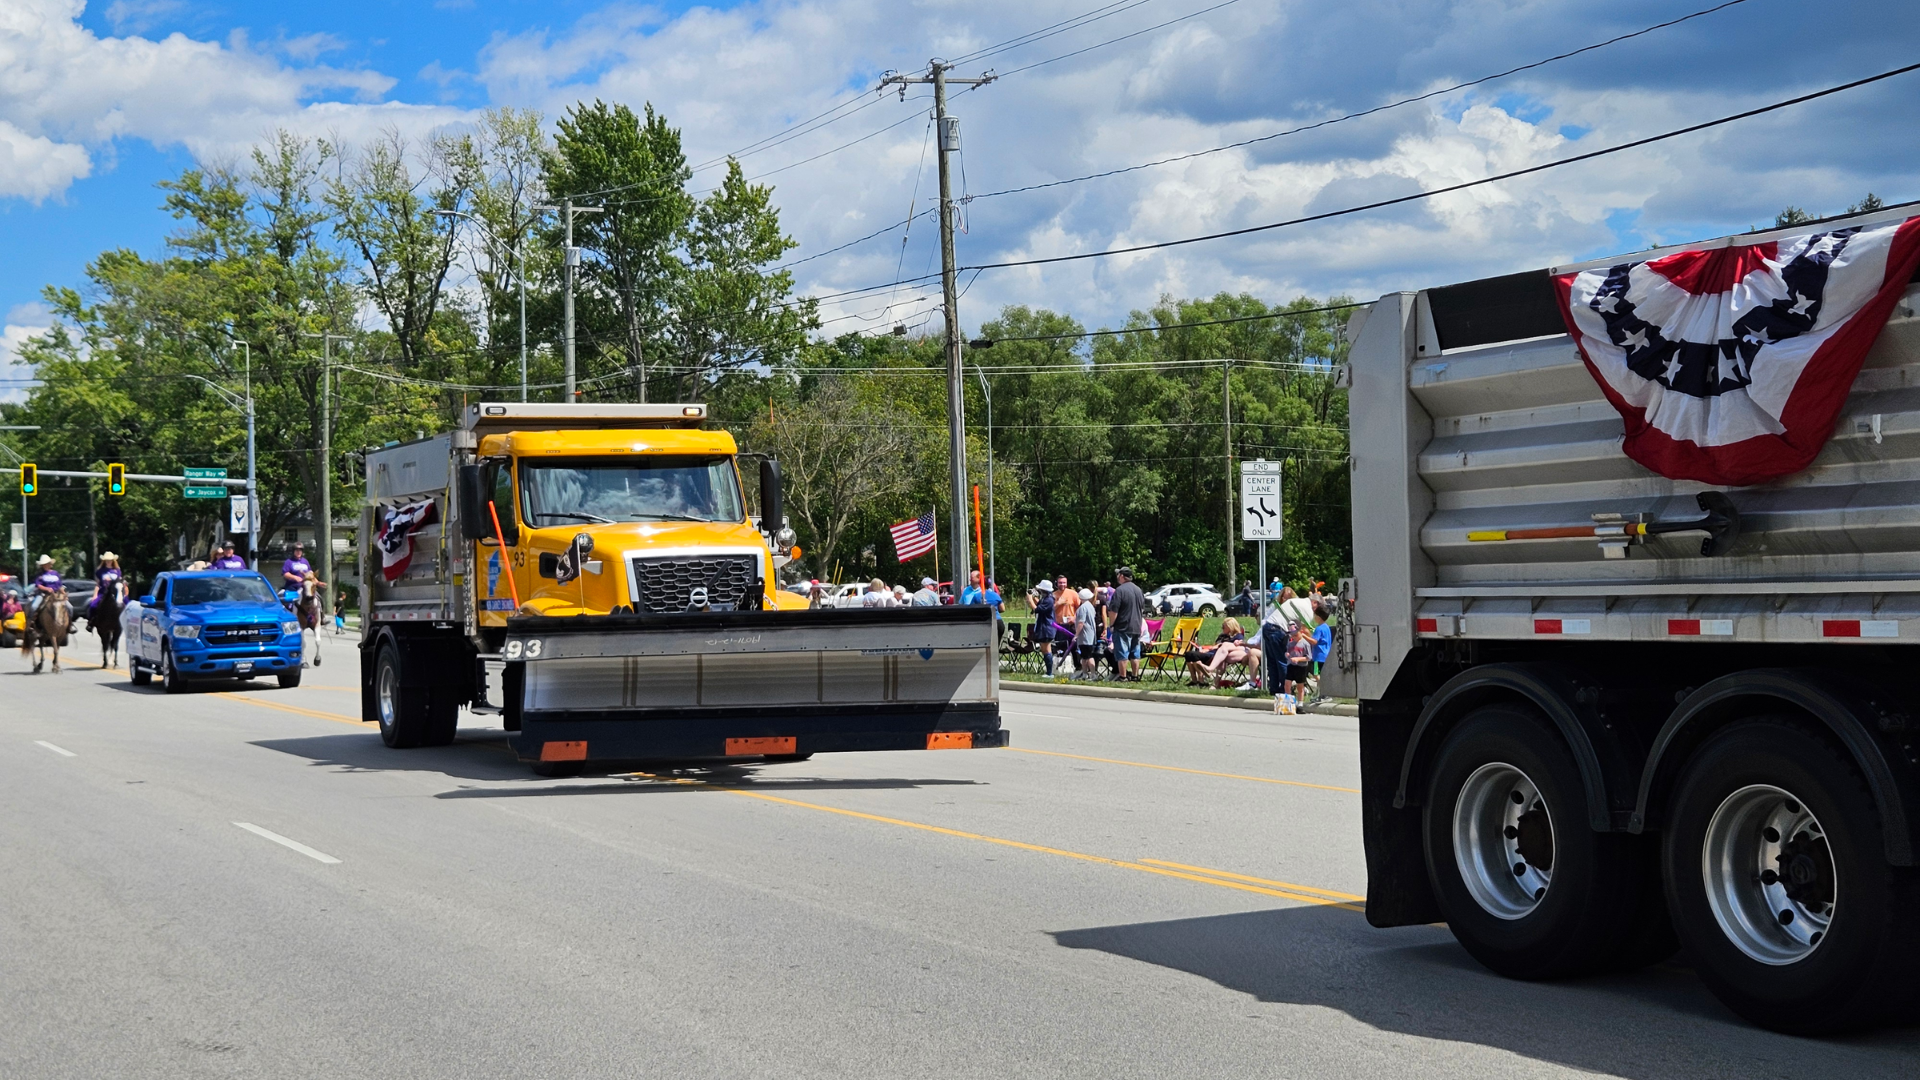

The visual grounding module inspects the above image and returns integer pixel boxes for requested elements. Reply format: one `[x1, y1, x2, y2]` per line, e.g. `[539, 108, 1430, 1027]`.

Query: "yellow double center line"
[616, 770, 1364, 912]
[211, 691, 374, 727]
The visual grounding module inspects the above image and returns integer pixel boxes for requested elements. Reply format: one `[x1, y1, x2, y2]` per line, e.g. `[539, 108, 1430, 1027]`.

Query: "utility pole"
[1223, 358, 1235, 596]
[535, 199, 604, 402]
[305, 332, 352, 601]
[881, 61, 995, 591]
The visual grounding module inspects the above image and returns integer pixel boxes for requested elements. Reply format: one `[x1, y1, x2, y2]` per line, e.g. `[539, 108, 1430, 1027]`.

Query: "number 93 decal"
[504, 638, 543, 660]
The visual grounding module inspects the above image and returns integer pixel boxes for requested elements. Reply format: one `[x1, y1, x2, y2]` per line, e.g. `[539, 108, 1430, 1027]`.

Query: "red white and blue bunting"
[1555, 216, 1920, 486]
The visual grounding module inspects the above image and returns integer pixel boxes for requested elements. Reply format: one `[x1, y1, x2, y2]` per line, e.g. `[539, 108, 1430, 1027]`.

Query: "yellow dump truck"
[358, 402, 1004, 773]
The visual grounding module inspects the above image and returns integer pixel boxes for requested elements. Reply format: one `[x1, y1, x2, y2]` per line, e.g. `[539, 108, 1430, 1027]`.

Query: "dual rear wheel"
[371, 640, 458, 749]
[1426, 707, 1919, 1033]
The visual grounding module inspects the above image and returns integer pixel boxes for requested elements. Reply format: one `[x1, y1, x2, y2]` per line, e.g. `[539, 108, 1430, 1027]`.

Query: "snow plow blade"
[502, 606, 1005, 765]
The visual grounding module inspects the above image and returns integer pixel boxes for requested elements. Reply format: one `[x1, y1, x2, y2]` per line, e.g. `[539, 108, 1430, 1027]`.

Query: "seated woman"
[1188, 618, 1253, 686]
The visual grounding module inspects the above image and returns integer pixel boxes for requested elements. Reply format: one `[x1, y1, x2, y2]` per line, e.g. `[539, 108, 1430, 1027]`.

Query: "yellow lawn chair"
[1143, 617, 1203, 681]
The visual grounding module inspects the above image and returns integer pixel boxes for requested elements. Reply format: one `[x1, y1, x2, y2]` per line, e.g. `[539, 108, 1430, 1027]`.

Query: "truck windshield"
[520, 456, 744, 525]
[172, 576, 277, 606]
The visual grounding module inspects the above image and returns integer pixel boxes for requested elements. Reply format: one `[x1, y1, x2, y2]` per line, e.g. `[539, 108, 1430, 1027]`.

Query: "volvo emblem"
[689, 587, 709, 609]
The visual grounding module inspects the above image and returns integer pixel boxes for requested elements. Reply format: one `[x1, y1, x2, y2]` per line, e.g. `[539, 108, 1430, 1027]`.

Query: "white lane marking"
[233, 822, 341, 864]
[34, 740, 76, 757]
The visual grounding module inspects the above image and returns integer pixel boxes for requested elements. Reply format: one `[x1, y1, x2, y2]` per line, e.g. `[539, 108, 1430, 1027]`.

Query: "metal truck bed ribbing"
[1337, 210, 1920, 700]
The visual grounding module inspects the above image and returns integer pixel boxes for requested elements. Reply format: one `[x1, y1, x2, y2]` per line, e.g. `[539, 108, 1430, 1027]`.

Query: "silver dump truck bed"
[1340, 208, 1920, 1036]
[1340, 208, 1920, 699]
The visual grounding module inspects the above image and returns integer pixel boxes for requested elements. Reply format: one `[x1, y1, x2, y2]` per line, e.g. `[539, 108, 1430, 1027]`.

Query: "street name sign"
[1240, 459, 1283, 541]
[183, 486, 228, 499]
[184, 467, 228, 480]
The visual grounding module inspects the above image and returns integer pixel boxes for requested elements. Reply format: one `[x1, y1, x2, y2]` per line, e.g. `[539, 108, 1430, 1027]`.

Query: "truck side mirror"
[138, 595, 154, 606]
[456, 464, 492, 543]
[759, 458, 784, 534]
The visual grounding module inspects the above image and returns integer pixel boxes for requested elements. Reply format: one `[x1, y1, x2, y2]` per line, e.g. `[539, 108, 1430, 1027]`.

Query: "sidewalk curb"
[1004, 680, 1359, 716]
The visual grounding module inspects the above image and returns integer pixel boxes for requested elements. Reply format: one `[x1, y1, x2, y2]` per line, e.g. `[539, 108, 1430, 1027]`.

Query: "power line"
[996, 0, 1243, 79]
[972, 0, 1755, 201]
[973, 300, 1362, 346]
[949, 0, 1159, 65]
[958, 60, 1920, 274]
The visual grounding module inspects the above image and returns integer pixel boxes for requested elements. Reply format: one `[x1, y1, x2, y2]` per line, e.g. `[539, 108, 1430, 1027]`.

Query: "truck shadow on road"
[252, 730, 985, 798]
[1052, 906, 1920, 1077]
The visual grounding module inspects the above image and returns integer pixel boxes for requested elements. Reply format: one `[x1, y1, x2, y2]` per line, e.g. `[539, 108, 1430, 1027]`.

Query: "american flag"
[889, 511, 937, 562]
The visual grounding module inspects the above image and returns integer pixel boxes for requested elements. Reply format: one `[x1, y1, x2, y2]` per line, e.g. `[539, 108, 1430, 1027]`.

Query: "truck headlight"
[171, 624, 200, 639]
[282, 622, 300, 635]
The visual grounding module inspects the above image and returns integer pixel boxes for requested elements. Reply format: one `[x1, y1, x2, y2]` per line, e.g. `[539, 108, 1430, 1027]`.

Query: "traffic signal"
[18, 463, 35, 496]
[108, 463, 126, 495]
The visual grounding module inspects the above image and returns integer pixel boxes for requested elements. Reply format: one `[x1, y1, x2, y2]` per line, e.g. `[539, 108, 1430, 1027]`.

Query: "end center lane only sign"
[1240, 460, 1282, 541]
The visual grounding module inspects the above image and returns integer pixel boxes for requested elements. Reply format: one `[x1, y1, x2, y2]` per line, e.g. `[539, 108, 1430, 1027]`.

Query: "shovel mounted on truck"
[356, 402, 1005, 772]
[1466, 490, 1742, 557]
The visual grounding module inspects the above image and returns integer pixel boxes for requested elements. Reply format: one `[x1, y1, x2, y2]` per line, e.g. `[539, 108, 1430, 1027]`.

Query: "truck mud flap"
[501, 607, 1004, 762]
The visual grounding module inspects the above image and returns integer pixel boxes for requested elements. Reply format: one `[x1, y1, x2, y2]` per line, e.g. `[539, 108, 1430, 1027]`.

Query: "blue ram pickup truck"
[124, 571, 304, 692]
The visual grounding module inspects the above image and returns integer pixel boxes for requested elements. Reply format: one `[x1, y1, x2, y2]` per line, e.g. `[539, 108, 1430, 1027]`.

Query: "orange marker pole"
[487, 500, 522, 608]
[972, 484, 986, 591]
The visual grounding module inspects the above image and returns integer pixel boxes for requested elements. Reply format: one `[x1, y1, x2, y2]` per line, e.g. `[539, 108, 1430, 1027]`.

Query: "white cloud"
[0, 117, 90, 201]
[1, 303, 51, 404]
[0, 0, 459, 200]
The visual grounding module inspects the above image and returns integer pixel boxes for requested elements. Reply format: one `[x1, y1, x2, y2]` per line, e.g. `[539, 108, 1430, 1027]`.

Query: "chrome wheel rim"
[1702, 784, 1833, 965]
[1453, 762, 1554, 919]
[376, 659, 398, 730]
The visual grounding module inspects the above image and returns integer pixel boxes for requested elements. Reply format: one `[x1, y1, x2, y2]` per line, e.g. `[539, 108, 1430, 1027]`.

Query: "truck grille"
[206, 623, 280, 643]
[629, 555, 760, 613]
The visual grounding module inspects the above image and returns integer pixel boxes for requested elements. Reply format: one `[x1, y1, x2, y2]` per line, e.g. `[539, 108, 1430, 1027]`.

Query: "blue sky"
[4, 0, 1919, 379]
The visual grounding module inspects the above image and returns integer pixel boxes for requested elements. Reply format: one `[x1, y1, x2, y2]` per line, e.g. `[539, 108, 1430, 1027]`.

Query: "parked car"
[0, 580, 22, 647]
[1147, 582, 1225, 617]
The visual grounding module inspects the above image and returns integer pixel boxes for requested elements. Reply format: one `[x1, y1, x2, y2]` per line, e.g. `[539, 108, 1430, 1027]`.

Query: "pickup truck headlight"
[171, 624, 201, 639]
[282, 622, 300, 636]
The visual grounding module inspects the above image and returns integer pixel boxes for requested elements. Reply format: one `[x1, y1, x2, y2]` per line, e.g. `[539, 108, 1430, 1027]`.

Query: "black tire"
[277, 668, 302, 689]
[1199, 604, 1218, 617]
[1424, 705, 1672, 980]
[130, 658, 151, 687]
[161, 645, 189, 695]
[1662, 718, 1920, 1034]
[372, 640, 457, 749]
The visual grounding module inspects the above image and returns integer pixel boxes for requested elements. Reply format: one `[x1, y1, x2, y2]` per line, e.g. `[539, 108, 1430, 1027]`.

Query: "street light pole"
[435, 209, 528, 402]
[0, 426, 35, 583]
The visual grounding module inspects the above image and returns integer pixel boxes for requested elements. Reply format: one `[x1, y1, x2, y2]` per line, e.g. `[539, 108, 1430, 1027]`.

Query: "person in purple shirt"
[90, 551, 127, 612]
[210, 541, 247, 571]
[29, 554, 64, 617]
[281, 541, 312, 589]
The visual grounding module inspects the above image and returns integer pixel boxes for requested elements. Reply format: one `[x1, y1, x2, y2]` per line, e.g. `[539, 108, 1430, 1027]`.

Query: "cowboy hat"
[100, 551, 119, 561]
[36, 554, 53, 566]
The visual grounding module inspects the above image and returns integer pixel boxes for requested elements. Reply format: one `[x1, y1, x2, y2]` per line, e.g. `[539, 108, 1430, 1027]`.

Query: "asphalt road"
[3, 642, 1916, 1079]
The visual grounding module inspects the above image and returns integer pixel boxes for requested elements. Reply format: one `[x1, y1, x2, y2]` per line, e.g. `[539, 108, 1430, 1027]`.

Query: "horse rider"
[90, 551, 128, 614]
[29, 554, 66, 618]
[282, 540, 311, 591]
[210, 541, 247, 571]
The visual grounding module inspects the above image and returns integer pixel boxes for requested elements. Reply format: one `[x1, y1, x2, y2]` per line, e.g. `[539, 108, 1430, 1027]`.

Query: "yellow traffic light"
[108, 463, 126, 495]
[19, 463, 35, 496]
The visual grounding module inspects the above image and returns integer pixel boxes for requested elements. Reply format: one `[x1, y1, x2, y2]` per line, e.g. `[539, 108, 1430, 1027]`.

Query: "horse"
[23, 595, 71, 674]
[90, 584, 124, 670]
[293, 576, 326, 668]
